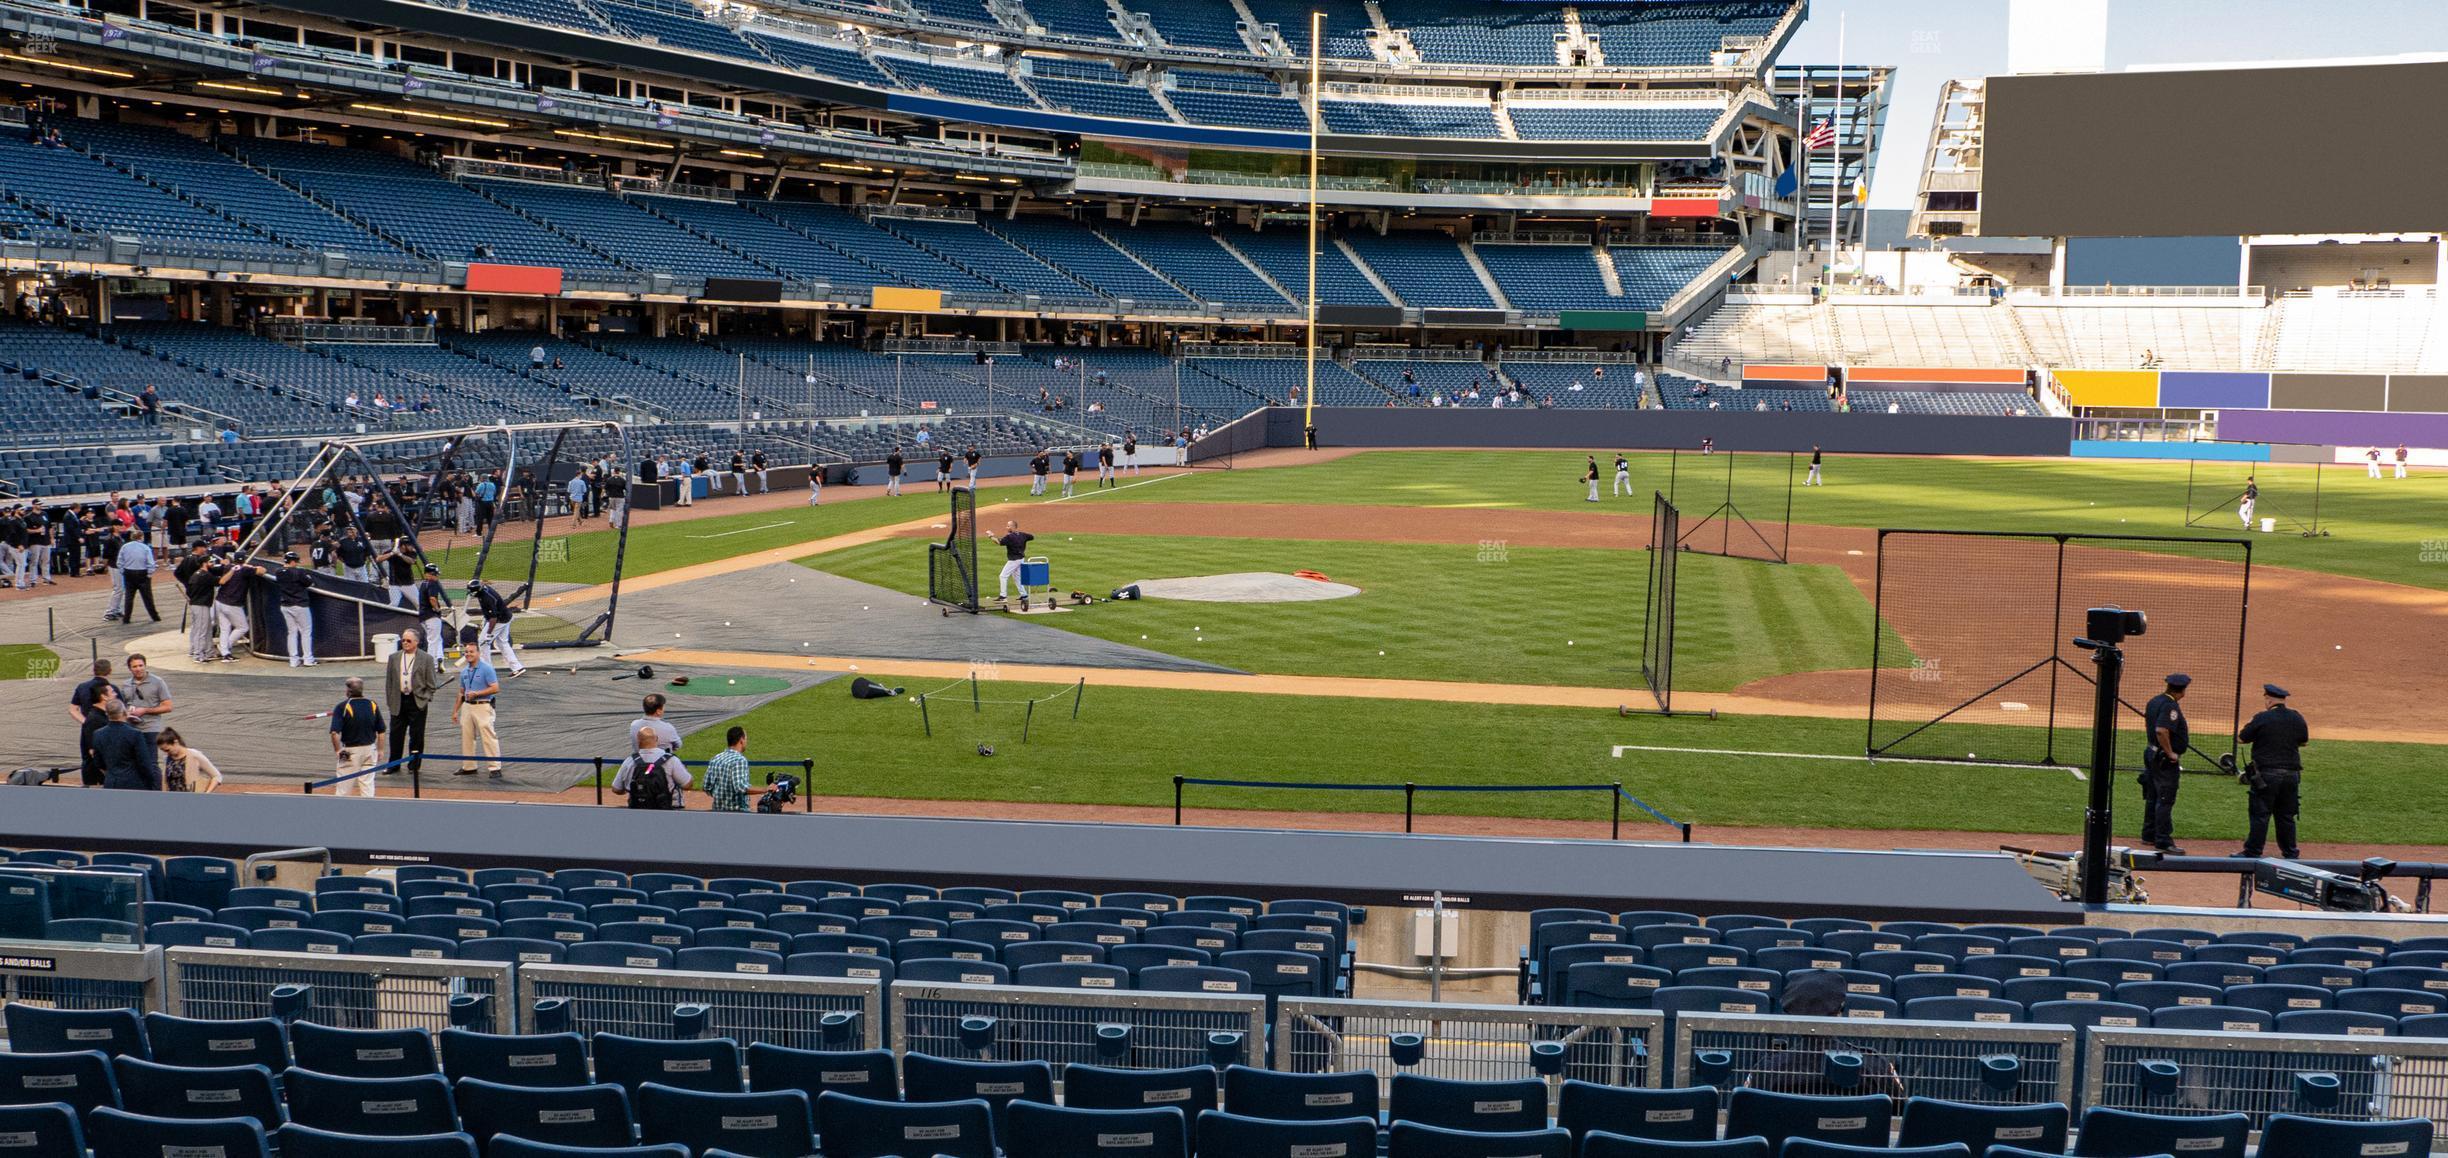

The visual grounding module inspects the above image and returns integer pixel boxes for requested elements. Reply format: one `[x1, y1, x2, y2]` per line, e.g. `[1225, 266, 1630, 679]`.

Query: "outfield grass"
[806, 533, 1905, 690]
[0, 643, 59, 680]
[1128, 451, 2448, 589]
[682, 680, 2448, 845]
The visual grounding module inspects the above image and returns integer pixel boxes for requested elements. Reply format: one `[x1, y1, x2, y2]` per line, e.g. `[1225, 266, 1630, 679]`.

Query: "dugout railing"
[1169, 776, 1690, 842]
[1273, 996, 1667, 1107]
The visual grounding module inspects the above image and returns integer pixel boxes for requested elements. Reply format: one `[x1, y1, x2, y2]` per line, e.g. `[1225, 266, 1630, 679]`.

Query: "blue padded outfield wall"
[1266, 406, 2077, 456]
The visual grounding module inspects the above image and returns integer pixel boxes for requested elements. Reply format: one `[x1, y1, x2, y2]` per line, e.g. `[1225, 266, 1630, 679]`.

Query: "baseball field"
[389, 447, 2448, 852]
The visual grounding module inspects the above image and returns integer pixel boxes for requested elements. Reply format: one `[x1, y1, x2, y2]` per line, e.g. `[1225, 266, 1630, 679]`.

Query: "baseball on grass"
[726, 679, 736, 685]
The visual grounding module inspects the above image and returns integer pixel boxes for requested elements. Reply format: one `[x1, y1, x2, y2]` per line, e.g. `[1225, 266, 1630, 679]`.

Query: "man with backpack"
[612, 724, 690, 809]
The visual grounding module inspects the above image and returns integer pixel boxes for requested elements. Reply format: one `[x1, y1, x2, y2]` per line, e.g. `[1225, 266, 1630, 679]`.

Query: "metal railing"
[519, 963, 883, 1051]
[892, 982, 1266, 1078]
[0, 942, 162, 1029]
[2083, 1025, 2448, 1135]
[1676, 1012, 2077, 1108]
[164, 946, 512, 1032]
[1273, 997, 1665, 1106]
[2011, 285, 2266, 302]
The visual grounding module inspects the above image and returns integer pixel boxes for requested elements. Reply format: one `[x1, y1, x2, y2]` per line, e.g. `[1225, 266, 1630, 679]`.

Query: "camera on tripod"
[2073, 606, 2146, 651]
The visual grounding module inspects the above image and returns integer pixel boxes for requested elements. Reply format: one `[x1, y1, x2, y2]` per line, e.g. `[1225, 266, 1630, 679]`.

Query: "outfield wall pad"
[1272, 407, 2076, 457]
[0, 790, 2075, 921]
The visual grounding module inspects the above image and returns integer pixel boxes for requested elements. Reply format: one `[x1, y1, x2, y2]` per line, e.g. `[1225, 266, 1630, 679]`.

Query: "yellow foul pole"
[1303, 9, 1321, 434]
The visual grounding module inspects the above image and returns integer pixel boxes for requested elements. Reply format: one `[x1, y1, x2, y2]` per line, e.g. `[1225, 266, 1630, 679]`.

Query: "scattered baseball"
[1567, 640, 1575, 646]
[2335, 644, 2343, 650]
[726, 679, 736, 685]
[1968, 752, 1978, 759]
[1378, 650, 1386, 656]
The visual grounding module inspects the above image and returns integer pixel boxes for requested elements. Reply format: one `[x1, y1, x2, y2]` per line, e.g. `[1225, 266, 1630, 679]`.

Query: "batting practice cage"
[1665, 447, 1795, 563]
[929, 485, 980, 615]
[1867, 530, 2250, 773]
[1635, 492, 1680, 713]
[237, 421, 633, 658]
[2182, 452, 2329, 537]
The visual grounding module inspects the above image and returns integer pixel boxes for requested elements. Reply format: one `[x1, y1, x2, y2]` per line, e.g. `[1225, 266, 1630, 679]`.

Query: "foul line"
[1609, 743, 2086, 780]
[687, 520, 797, 539]
[1039, 471, 1190, 505]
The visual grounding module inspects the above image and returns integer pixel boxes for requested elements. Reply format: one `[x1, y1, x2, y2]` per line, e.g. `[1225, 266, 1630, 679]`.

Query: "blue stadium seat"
[89, 1108, 271, 1158]
[568, 942, 673, 970]
[1583, 1137, 1768, 1158]
[2255, 1114, 2434, 1157]
[2025, 1000, 2150, 1030]
[163, 858, 239, 911]
[2338, 988, 2447, 1018]
[1388, 1121, 1573, 1158]
[274, 1124, 478, 1158]
[1012, 962, 1130, 990]
[1059, 1063, 1216, 1120]
[111, 1057, 282, 1126]
[0, 1050, 120, 1119]
[785, 952, 894, 984]
[1137, 965, 1249, 994]
[354, 934, 459, 960]
[1109, 944, 1212, 976]
[672, 947, 786, 975]
[744, 1044, 896, 1114]
[452, 1078, 634, 1153]
[5, 1006, 148, 1058]
[138, 902, 214, 928]
[2071, 1107, 2247, 1158]
[146, 921, 252, 950]
[455, 938, 564, 966]
[635, 1083, 813, 1158]
[282, 1069, 456, 1136]
[2222, 983, 2331, 1017]
[489, 1140, 681, 1158]
[1902, 996, 2023, 1023]
[141, 1015, 289, 1072]
[1389, 1074, 1547, 1134]
[1784, 1144, 1968, 1158]
[1723, 1090, 1890, 1151]
[813, 1092, 996, 1158]
[437, 1030, 590, 1088]
[1650, 986, 1769, 1016]
[598, 921, 694, 950]
[318, 892, 406, 917]
[2274, 1009, 2395, 1036]
[289, 1025, 438, 1079]
[630, 874, 703, 895]
[2150, 1005, 2271, 1032]
[591, 1035, 741, 1095]
[1005, 1102, 1187, 1158]
[1896, 1097, 2068, 1153]
[496, 900, 586, 923]
[2164, 962, 2263, 989]
[892, 937, 997, 965]
[898, 958, 1010, 986]
[1221, 1066, 1377, 1123]
[310, 911, 404, 939]
[1556, 1082, 1716, 1144]
[46, 919, 142, 947]
[901, 1053, 1053, 1137]
[404, 897, 493, 921]
[0, 1103, 84, 1158]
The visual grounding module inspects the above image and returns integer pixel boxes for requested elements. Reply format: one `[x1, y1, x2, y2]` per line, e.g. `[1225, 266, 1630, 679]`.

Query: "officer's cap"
[2165, 673, 2191, 688]
[2263, 683, 2290, 699]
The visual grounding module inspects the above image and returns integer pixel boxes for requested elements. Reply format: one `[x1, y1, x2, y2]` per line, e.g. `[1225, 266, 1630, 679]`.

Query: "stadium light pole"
[1302, 9, 1320, 436]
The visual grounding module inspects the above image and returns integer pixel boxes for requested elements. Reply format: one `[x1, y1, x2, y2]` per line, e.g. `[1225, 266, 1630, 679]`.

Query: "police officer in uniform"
[2235, 684, 2309, 859]
[2139, 673, 2190, 854]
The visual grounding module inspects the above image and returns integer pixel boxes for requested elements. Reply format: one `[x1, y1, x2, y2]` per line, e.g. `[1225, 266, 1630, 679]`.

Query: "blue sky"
[1780, 1, 2448, 209]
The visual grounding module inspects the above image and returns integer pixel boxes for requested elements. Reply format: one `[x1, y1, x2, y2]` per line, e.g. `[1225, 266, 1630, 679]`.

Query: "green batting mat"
[666, 675, 796, 697]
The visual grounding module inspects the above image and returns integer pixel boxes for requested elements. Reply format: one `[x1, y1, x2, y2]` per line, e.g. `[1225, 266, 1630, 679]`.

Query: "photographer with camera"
[2235, 683, 2309, 860]
[2139, 673, 2191, 854]
[702, 725, 774, 814]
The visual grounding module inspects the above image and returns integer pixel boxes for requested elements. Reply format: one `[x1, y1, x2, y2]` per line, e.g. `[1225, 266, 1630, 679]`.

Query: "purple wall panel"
[2220, 408, 2448, 448]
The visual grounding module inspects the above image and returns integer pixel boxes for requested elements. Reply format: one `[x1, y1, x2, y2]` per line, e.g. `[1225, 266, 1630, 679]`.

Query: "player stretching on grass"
[1612, 454, 1631, 496]
[1583, 457, 1601, 503]
[2239, 476, 2258, 528]
[1806, 445, 1824, 486]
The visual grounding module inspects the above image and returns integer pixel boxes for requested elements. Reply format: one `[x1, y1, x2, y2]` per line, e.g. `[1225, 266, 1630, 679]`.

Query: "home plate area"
[1128, 572, 1363, 602]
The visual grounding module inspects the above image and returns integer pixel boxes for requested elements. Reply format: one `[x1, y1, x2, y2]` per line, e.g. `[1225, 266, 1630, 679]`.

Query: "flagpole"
[1793, 65, 1806, 269]
[1303, 8, 1320, 434]
[1827, 11, 1845, 280]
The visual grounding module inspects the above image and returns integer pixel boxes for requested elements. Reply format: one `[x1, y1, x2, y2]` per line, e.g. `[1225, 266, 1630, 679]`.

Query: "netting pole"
[1404, 783, 1416, 833]
[593, 757, 604, 807]
[1780, 451, 1795, 563]
[1865, 530, 1885, 756]
[1610, 784, 1621, 841]
[1173, 776, 1184, 826]
[2309, 460, 2324, 535]
[2045, 536, 2068, 767]
[801, 758, 815, 813]
[919, 694, 932, 737]
[1072, 678, 1085, 719]
[1720, 449, 1734, 556]
[970, 673, 979, 714]
[1022, 699, 1035, 743]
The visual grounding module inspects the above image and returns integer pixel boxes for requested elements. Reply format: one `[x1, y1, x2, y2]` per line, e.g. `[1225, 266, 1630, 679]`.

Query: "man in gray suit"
[383, 626, 447, 779]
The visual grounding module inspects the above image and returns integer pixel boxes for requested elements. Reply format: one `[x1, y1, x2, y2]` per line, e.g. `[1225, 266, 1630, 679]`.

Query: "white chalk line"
[687, 520, 797, 539]
[1609, 743, 2086, 780]
[1036, 472, 1190, 505]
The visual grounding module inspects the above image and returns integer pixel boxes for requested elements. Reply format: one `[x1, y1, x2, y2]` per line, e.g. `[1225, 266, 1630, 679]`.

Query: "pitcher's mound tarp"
[1130, 572, 1363, 603]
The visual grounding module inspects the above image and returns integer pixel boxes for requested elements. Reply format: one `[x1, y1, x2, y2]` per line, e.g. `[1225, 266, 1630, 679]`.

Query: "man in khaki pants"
[451, 638, 503, 780]
[326, 676, 386, 798]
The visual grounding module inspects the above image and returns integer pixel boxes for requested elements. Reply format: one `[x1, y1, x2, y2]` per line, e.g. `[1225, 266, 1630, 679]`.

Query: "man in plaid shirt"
[703, 725, 766, 813]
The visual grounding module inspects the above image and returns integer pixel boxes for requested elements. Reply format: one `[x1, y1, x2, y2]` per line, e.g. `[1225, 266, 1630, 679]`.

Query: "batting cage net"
[420, 424, 632, 648]
[1667, 448, 1795, 563]
[1638, 491, 1680, 713]
[2183, 454, 2329, 537]
[928, 485, 979, 614]
[1868, 530, 2250, 772]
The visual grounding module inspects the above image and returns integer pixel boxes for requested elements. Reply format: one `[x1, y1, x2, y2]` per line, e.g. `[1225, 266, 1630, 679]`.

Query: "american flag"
[1803, 118, 1836, 150]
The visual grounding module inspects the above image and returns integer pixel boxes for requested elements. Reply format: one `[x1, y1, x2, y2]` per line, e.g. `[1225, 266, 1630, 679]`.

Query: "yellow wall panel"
[2052, 369, 2160, 408]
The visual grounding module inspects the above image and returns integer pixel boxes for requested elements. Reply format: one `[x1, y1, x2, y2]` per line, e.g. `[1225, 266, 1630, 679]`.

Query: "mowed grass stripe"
[806, 533, 1880, 692]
